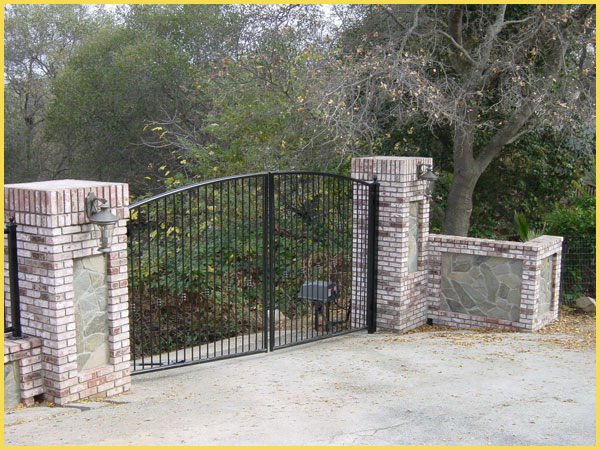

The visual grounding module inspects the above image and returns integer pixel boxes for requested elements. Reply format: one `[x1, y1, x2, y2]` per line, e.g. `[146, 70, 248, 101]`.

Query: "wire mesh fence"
[560, 235, 596, 306]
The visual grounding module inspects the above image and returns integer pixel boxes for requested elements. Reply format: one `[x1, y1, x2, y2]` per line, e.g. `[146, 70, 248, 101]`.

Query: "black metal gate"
[127, 172, 377, 374]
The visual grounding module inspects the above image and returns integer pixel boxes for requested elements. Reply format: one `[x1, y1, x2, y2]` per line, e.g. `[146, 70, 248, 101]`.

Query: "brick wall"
[427, 234, 563, 332]
[350, 156, 562, 334]
[4, 336, 43, 406]
[352, 157, 433, 332]
[4, 180, 131, 405]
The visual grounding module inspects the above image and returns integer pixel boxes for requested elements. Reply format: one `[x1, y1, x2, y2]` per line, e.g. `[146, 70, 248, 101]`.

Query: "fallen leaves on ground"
[394, 306, 595, 349]
[534, 306, 595, 349]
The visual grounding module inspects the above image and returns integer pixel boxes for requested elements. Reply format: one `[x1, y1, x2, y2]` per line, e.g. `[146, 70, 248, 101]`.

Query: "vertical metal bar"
[164, 195, 177, 364]
[360, 183, 367, 328]
[188, 190, 193, 361]
[204, 186, 210, 358]
[346, 180, 353, 328]
[283, 174, 290, 344]
[240, 179, 246, 352]
[301, 176, 308, 340]
[227, 181, 232, 356]
[131, 218, 139, 370]
[254, 177, 259, 350]
[293, 175, 299, 344]
[282, 174, 289, 344]
[326, 177, 332, 333]
[127, 221, 136, 371]
[366, 177, 379, 334]
[196, 187, 202, 360]
[212, 184, 217, 357]
[6, 217, 22, 338]
[337, 177, 344, 329]
[233, 180, 239, 355]
[219, 182, 224, 356]
[158, 200, 165, 367]
[311, 174, 316, 338]
[275, 175, 282, 346]
[268, 172, 275, 351]
[261, 174, 269, 351]
[176, 193, 182, 362]
[247, 177, 252, 350]
[324, 176, 330, 334]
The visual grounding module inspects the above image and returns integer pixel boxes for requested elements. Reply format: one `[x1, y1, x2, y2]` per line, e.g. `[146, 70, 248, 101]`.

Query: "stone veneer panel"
[440, 253, 523, 322]
[74, 255, 109, 371]
[4, 361, 21, 410]
[537, 256, 553, 316]
[408, 201, 419, 273]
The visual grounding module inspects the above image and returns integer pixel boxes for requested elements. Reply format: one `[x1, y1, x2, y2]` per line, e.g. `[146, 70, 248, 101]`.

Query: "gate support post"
[4, 180, 130, 406]
[366, 178, 379, 333]
[352, 157, 433, 332]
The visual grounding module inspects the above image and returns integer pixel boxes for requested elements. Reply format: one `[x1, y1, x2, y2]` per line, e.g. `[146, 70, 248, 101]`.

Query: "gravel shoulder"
[4, 309, 596, 446]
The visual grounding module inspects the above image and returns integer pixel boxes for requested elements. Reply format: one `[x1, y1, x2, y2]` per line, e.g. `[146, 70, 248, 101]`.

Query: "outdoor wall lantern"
[417, 163, 438, 199]
[85, 192, 119, 253]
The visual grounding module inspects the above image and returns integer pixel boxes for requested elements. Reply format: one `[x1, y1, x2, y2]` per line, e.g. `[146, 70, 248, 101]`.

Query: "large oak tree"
[318, 4, 595, 235]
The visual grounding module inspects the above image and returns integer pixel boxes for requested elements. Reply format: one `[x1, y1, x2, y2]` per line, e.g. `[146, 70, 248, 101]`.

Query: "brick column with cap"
[4, 180, 130, 405]
[352, 157, 433, 332]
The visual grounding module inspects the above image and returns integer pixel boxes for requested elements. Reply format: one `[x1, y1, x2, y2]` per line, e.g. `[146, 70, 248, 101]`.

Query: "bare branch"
[448, 5, 463, 46]
[502, 17, 533, 27]
[478, 5, 507, 67]
[378, 5, 405, 31]
[505, 126, 535, 145]
[399, 5, 425, 54]
[436, 29, 477, 66]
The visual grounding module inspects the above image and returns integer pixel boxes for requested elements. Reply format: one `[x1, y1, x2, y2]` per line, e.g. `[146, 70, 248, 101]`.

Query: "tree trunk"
[442, 123, 480, 236]
[443, 168, 479, 236]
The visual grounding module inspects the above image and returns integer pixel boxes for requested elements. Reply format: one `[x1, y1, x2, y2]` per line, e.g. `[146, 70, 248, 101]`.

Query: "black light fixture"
[85, 192, 119, 253]
[417, 163, 438, 199]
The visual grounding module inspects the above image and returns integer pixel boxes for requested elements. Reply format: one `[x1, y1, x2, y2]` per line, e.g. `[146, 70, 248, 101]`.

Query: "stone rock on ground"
[575, 296, 596, 313]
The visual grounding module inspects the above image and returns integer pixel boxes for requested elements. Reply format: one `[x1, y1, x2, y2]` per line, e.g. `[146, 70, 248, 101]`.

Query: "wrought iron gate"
[127, 172, 377, 374]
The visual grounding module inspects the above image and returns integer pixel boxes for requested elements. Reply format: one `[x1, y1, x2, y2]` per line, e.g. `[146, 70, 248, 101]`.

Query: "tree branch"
[448, 5, 463, 45]
[475, 99, 535, 172]
[399, 5, 425, 54]
[478, 5, 507, 67]
[436, 30, 477, 66]
[379, 5, 406, 31]
[502, 17, 533, 27]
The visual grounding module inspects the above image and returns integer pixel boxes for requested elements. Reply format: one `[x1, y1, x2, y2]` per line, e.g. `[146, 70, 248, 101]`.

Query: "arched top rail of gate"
[129, 171, 374, 210]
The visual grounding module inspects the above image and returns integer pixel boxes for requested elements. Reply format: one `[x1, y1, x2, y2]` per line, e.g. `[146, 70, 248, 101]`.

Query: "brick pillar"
[352, 157, 433, 332]
[4, 180, 130, 405]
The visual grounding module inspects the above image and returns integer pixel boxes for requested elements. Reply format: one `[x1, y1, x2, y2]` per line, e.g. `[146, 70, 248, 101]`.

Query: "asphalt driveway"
[4, 328, 596, 445]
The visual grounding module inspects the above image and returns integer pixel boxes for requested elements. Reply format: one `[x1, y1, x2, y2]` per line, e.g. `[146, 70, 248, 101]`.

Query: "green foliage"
[469, 128, 594, 238]
[3, 4, 109, 183]
[514, 212, 545, 242]
[45, 25, 195, 193]
[544, 191, 596, 238]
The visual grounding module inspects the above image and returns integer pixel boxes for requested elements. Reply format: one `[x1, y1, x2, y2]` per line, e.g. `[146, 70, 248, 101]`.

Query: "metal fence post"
[267, 172, 276, 350]
[5, 217, 22, 338]
[366, 177, 379, 334]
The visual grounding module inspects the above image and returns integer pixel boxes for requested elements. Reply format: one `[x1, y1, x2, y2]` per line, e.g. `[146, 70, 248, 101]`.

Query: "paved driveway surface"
[4, 330, 596, 446]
